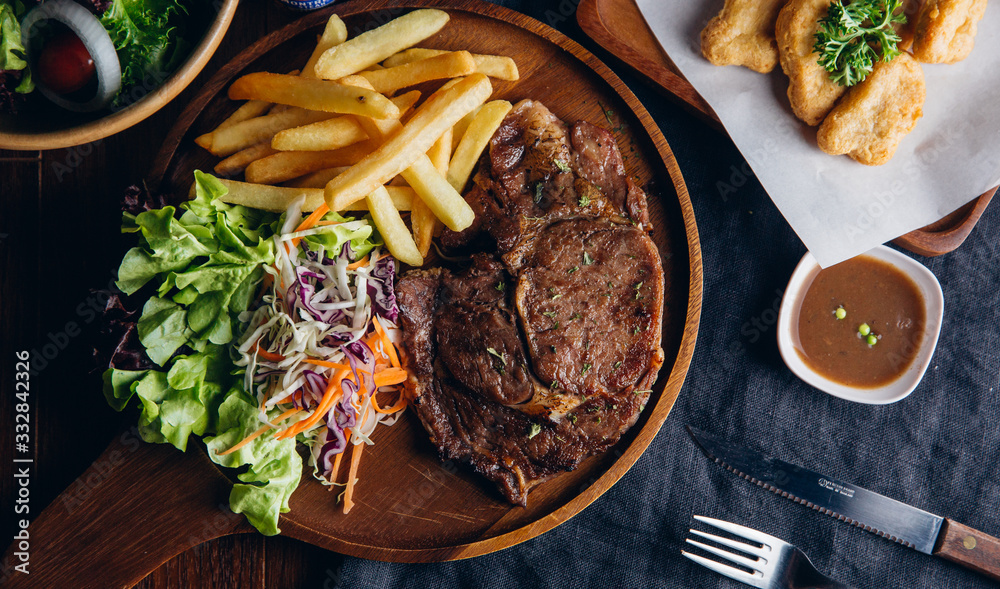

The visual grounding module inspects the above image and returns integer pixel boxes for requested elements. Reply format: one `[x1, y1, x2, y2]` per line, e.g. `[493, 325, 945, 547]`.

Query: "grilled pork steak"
[398, 100, 665, 504]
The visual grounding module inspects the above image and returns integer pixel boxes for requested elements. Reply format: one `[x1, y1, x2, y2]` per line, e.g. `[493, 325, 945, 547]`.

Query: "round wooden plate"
[2, 1, 701, 585]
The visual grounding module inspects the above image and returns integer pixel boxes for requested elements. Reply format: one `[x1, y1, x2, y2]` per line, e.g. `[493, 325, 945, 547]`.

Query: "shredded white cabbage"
[233, 204, 406, 494]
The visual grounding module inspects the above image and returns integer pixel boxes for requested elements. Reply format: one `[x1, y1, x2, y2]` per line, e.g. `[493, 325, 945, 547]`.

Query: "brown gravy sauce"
[796, 255, 925, 388]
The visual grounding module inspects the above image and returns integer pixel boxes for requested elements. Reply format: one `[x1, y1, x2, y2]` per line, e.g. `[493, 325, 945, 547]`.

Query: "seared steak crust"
[399, 100, 665, 505]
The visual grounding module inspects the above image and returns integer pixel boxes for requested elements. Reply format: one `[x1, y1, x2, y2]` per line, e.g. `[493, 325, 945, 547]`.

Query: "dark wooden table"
[0, 1, 349, 586]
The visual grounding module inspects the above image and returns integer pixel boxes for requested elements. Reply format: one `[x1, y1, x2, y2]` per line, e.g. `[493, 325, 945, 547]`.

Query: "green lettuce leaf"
[99, 0, 190, 102]
[0, 2, 30, 83]
[102, 368, 150, 411]
[298, 209, 381, 261]
[205, 391, 302, 536]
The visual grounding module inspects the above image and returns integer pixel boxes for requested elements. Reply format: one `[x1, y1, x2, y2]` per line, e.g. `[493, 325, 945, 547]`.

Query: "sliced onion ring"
[20, 0, 121, 113]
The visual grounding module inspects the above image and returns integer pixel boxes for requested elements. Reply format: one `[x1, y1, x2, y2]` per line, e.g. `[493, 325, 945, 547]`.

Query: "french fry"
[302, 15, 349, 78]
[199, 22, 348, 152]
[272, 117, 368, 152]
[203, 107, 337, 157]
[366, 186, 423, 266]
[284, 167, 351, 188]
[324, 74, 490, 225]
[411, 129, 451, 257]
[447, 100, 511, 192]
[451, 105, 481, 150]
[314, 9, 450, 80]
[228, 73, 400, 119]
[215, 100, 272, 132]
[383, 48, 520, 81]
[214, 179, 415, 212]
[245, 139, 379, 184]
[358, 51, 477, 94]
[214, 142, 280, 177]
[271, 90, 421, 152]
[347, 78, 474, 232]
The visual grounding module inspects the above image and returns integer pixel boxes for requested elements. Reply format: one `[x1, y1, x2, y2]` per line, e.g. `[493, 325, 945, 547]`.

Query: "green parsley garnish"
[597, 100, 614, 126]
[496, 281, 505, 292]
[583, 252, 594, 265]
[813, 0, 905, 87]
[568, 266, 579, 274]
[579, 193, 591, 207]
[582, 363, 592, 376]
[486, 347, 507, 366]
[533, 182, 544, 204]
[554, 159, 571, 173]
[528, 423, 542, 439]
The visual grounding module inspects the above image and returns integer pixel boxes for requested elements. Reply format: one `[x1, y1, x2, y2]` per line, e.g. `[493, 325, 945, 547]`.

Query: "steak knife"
[687, 426, 1000, 581]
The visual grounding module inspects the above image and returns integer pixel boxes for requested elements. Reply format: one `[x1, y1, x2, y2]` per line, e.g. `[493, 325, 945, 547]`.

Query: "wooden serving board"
[577, 0, 996, 257]
[2, 1, 702, 585]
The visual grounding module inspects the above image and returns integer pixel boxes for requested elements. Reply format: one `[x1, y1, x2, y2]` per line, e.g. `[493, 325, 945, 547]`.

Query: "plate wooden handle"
[934, 518, 1000, 581]
[1, 431, 252, 588]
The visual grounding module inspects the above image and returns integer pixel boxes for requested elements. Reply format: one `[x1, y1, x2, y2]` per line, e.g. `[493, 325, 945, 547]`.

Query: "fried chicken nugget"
[777, 0, 846, 126]
[896, 0, 924, 51]
[817, 53, 925, 166]
[701, 0, 789, 73]
[912, 0, 988, 63]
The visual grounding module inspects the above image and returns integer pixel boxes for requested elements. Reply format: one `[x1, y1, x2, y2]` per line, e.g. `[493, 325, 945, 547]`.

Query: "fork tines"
[681, 515, 778, 588]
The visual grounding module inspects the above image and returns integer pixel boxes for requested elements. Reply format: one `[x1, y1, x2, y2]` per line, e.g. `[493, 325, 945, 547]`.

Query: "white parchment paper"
[635, 0, 1000, 267]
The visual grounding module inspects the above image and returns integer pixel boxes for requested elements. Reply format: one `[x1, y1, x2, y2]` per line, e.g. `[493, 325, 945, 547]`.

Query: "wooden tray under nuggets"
[577, 0, 996, 257]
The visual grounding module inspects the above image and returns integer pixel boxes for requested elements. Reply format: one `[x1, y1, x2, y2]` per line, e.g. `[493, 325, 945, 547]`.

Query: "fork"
[682, 515, 856, 589]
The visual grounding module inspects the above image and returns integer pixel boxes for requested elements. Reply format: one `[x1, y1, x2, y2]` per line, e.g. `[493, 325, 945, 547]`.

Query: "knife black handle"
[933, 519, 1000, 581]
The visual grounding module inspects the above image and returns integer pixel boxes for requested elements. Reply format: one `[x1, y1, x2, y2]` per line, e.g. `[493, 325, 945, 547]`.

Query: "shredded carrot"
[301, 357, 352, 371]
[327, 429, 351, 491]
[290, 204, 331, 247]
[342, 405, 370, 514]
[254, 342, 285, 363]
[346, 256, 370, 270]
[315, 220, 344, 227]
[373, 367, 407, 388]
[371, 316, 400, 368]
[275, 369, 350, 440]
[255, 343, 354, 372]
[342, 442, 364, 514]
[216, 407, 301, 456]
[371, 389, 407, 414]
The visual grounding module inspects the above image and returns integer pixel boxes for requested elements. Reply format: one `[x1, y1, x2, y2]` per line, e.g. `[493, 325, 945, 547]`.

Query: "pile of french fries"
[193, 9, 518, 267]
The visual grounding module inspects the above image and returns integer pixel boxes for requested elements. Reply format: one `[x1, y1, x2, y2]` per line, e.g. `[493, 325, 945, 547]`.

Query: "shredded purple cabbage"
[297, 370, 327, 410]
[366, 255, 398, 323]
[316, 376, 360, 476]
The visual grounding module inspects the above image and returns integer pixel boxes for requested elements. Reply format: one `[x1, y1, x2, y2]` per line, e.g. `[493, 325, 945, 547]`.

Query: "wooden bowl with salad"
[0, 0, 239, 151]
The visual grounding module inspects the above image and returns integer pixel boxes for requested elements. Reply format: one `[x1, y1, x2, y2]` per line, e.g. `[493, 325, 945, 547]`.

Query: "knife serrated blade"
[687, 426, 1000, 581]
[686, 425, 944, 553]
